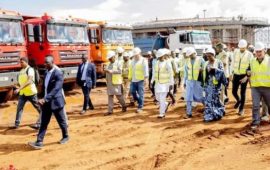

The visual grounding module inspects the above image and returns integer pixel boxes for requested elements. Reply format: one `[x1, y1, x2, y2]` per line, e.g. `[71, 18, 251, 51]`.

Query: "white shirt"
[81, 62, 88, 81]
[44, 67, 55, 97]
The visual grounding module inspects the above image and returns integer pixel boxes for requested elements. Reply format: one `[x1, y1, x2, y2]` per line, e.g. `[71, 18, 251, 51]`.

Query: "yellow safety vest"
[203, 60, 219, 85]
[111, 63, 123, 85]
[122, 60, 130, 79]
[128, 58, 145, 81]
[233, 50, 252, 75]
[18, 66, 37, 96]
[250, 56, 270, 87]
[154, 61, 170, 84]
[187, 58, 202, 80]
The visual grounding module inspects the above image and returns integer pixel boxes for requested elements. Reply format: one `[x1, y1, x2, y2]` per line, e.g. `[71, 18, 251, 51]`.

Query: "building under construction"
[132, 17, 270, 48]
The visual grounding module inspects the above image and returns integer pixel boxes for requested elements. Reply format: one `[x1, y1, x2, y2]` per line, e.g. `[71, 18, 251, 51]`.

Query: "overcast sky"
[1, 0, 270, 23]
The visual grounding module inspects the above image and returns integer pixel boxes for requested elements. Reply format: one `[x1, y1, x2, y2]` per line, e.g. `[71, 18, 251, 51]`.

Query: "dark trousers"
[232, 74, 248, 110]
[15, 94, 41, 126]
[224, 78, 229, 97]
[167, 85, 176, 104]
[150, 81, 155, 97]
[82, 86, 93, 110]
[37, 104, 68, 143]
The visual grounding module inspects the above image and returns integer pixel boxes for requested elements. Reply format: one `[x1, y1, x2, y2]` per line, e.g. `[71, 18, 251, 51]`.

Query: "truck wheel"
[0, 89, 13, 103]
[63, 82, 75, 91]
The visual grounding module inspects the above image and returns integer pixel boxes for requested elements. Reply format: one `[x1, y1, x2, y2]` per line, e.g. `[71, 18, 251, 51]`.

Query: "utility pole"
[203, 9, 207, 18]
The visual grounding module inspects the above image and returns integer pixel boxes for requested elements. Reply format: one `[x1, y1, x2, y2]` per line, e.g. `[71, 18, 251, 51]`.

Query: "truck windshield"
[0, 20, 24, 44]
[47, 24, 89, 44]
[102, 29, 133, 44]
[191, 33, 211, 45]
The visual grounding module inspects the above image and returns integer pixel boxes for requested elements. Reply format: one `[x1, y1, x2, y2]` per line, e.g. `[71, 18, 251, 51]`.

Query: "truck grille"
[0, 51, 20, 66]
[196, 49, 204, 57]
[59, 50, 88, 62]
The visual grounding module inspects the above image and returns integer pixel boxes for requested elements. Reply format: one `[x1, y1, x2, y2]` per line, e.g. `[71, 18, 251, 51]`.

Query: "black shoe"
[234, 101, 241, 109]
[10, 125, 19, 129]
[59, 137, 69, 144]
[183, 115, 192, 119]
[29, 124, 40, 130]
[104, 112, 112, 116]
[157, 115, 165, 119]
[89, 106, 94, 110]
[224, 98, 229, 104]
[28, 141, 43, 150]
[165, 102, 171, 113]
[180, 97, 185, 101]
[122, 106, 127, 112]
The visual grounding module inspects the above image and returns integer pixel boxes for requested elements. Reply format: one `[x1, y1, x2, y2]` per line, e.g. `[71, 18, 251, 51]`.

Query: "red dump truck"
[23, 14, 90, 90]
[0, 9, 27, 103]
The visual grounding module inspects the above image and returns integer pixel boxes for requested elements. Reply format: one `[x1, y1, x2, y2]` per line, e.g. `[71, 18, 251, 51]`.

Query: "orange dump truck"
[88, 21, 134, 78]
[0, 9, 27, 103]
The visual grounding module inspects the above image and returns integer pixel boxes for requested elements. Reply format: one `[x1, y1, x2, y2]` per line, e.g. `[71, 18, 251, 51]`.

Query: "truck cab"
[0, 9, 27, 103]
[168, 30, 212, 56]
[24, 14, 90, 90]
[88, 21, 134, 78]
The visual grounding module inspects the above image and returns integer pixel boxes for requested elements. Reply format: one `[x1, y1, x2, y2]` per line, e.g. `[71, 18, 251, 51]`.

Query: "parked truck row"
[0, 9, 134, 103]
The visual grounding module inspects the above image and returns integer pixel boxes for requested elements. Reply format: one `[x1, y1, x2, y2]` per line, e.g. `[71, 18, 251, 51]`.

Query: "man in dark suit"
[28, 56, 69, 149]
[76, 55, 96, 114]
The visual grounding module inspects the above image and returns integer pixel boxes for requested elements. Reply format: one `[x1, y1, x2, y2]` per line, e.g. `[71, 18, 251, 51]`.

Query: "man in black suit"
[28, 56, 69, 149]
[76, 55, 96, 114]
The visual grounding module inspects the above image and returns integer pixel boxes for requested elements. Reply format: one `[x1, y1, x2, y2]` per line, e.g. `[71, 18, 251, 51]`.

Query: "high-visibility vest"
[203, 60, 219, 86]
[122, 60, 130, 79]
[250, 56, 270, 87]
[111, 62, 123, 85]
[154, 61, 170, 84]
[18, 66, 37, 96]
[187, 57, 202, 80]
[233, 49, 252, 75]
[128, 58, 146, 81]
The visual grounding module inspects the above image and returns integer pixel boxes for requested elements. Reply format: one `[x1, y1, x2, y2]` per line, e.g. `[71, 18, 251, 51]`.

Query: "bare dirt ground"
[1, 83, 270, 170]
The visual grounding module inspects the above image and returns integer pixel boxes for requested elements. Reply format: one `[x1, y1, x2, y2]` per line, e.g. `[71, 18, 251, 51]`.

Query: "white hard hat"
[147, 51, 152, 55]
[123, 52, 129, 57]
[182, 47, 189, 54]
[254, 42, 265, 51]
[116, 47, 124, 53]
[156, 49, 167, 59]
[128, 51, 134, 58]
[205, 48, 216, 56]
[248, 44, 254, 49]
[174, 49, 180, 54]
[163, 48, 171, 55]
[132, 47, 141, 56]
[107, 51, 116, 60]
[223, 44, 227, 49]
[186, 47, 197, 57]
[238, 39, 248, 48]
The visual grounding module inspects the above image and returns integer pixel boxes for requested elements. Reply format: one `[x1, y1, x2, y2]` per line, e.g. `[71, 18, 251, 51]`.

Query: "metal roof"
[133, 17, 270, 30]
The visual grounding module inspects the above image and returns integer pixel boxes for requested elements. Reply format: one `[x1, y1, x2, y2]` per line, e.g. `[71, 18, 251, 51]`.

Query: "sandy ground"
[1, 83, 270, 170]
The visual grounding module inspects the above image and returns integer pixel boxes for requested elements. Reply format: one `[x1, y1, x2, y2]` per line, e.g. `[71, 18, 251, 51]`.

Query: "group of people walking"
[11, 38, 270, 149]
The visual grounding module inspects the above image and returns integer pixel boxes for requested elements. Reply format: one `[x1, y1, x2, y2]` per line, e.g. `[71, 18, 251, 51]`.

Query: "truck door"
[89, 27, 102, 61]
[26, 23, 45, 66]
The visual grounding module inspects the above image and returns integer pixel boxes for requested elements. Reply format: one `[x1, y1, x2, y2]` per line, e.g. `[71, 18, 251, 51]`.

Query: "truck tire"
[63, 82, 76, 92]
[0, 89, 13, 103]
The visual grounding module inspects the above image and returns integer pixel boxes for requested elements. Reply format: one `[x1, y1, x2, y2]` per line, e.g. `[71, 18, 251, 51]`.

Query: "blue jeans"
[15, 94, 41, 126]
[131, 81, 144, 109]
[251, 87, 270, 125]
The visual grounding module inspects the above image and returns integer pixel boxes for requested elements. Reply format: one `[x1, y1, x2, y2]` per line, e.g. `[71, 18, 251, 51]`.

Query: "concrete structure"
[133, 17, 270, 48]
[255, 27, 270, 48]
